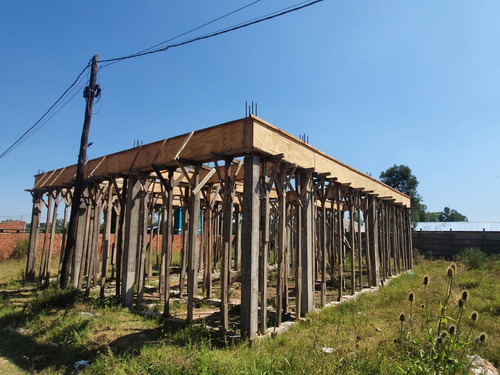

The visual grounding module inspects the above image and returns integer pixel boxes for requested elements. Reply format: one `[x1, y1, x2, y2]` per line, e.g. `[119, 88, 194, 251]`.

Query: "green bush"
[9, 237, 30, 260]
[460, 248, 488, 270]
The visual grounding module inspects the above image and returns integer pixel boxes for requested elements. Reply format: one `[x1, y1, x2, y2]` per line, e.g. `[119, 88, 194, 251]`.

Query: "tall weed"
[395, 263, 488, 373]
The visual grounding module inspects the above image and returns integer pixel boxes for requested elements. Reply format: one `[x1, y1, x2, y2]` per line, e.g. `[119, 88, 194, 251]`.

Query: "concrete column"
[100, 185, 114, 299]
[121, 174, 141, 308]
[86, 194, 102, 292]
[72, 189, 89, 287]
[241, 155, 260, 341]
[57, 195, 70, 285]
[259, 162, 270, 334]
[136, 183, 149, 309]
[234, 204, 242, 271]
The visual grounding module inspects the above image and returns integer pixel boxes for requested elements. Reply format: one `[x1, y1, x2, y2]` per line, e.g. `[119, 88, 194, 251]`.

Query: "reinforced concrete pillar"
[121, 174, 141, 308]
[241, 155, 260, 341]
[72, 188, 89, 287]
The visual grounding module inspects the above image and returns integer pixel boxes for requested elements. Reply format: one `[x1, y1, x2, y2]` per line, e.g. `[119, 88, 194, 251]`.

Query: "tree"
[421, 207, 468, 222]
[425, 207, 469, 222]
[421, 211, 440, 222]
[440, 207, 467, 222]
[380, 164, 427, 223]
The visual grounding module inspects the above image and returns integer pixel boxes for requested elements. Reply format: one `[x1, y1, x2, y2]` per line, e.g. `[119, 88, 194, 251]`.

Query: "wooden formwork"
[26, 116, 412, 342]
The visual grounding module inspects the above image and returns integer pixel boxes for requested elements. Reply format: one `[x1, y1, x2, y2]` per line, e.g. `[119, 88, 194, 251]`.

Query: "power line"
[0, 63, 90, 160]
[100, 0, 263, 70]
[1, 0, 325, 160]
[100, 0, 325, 64]
[13, 79, 89, 152]
[1, 1, 266, 160]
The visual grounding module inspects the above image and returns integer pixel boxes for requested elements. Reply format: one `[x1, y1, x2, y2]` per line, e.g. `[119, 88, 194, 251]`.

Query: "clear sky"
[1, 1, 499, 222]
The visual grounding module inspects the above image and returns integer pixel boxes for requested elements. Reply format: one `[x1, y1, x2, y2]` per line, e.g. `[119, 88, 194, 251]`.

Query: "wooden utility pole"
[60, 55, 99, 288]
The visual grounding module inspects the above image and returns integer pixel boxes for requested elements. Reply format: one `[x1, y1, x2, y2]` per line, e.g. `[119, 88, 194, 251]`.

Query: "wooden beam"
[25, 191, 43, 282]
[187, 164, 201, 323]
[298, 170, 314, 316]
[162, 169, 174, 316]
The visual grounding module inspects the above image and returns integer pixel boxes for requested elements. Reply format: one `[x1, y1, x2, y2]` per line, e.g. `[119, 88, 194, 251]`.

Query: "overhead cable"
[100, 0, 263, 70]
[1, 0, 326, 160]
[0, 63, 90, 160]
[100, 0, 325, 64]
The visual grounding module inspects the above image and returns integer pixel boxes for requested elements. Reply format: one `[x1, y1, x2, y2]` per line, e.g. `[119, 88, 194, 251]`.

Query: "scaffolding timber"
[25, 115, 413, 342]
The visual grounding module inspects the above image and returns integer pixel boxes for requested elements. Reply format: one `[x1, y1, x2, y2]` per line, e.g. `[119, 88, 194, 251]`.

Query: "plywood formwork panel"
[251, 118, 410, 206]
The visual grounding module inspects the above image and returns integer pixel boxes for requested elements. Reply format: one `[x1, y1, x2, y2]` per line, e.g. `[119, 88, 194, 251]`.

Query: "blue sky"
[1, 1, 499, 222]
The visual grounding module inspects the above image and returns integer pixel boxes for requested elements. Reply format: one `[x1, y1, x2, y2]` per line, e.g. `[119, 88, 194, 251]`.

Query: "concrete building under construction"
[25, 116, 413, 341]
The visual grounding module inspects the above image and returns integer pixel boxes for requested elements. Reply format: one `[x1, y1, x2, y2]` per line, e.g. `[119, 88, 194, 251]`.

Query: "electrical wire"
[100, 0, 325, 64]
[0, 63, 90, 160]
[1, 0, 326, 160]
[2, 1, 266, 160]
[100, 0, 263, 70]
[8, 80, 88, 153]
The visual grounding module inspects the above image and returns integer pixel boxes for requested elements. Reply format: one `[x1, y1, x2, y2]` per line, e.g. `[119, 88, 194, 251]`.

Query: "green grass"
[0, 257, 499, 374]
[0, 258, 26, 285]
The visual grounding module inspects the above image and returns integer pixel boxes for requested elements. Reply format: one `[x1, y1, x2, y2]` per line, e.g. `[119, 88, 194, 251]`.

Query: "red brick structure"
[0, 232, 186, 261]
[0, 221, 26, 233]
[0, 221, 28, 259]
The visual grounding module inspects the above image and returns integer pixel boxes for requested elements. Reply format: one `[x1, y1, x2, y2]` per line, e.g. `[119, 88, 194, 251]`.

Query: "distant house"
[413, 222, 500, 258]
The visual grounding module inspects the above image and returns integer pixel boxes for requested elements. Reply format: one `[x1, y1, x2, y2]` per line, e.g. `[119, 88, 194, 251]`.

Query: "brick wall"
[0, 221, 26, 233]
[0, 233, 30, 260]
[0, 232, 187, 261]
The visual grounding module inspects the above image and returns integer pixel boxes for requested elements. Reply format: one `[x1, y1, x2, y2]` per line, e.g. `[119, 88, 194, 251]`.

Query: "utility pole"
[60, 55, 100, 288]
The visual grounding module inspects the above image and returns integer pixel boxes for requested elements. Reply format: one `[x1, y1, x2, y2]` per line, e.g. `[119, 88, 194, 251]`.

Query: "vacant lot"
[1, 256, 499, 374]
